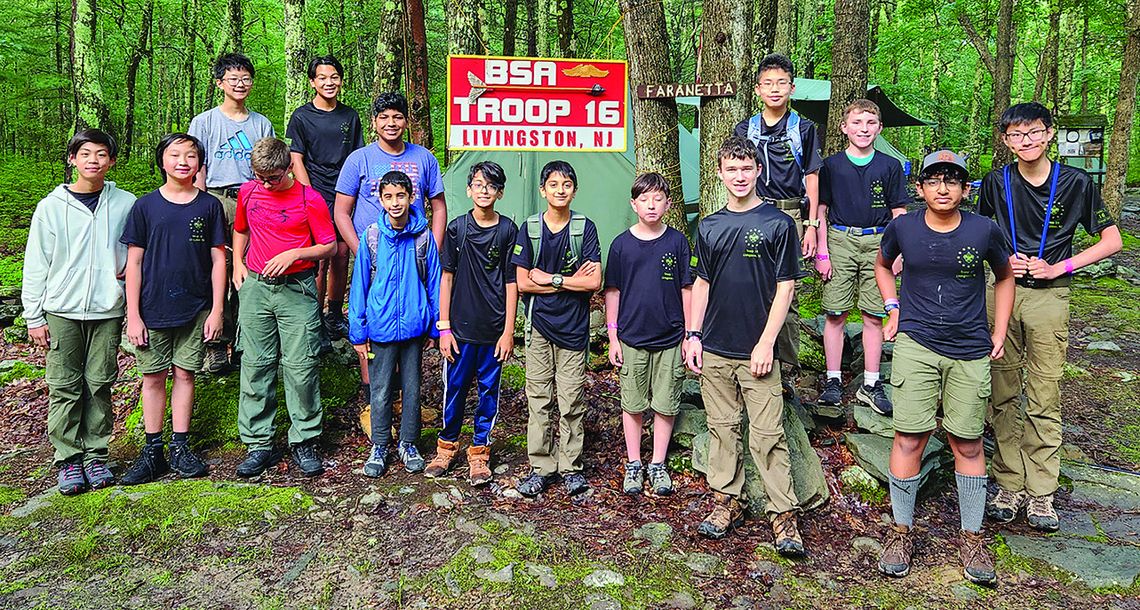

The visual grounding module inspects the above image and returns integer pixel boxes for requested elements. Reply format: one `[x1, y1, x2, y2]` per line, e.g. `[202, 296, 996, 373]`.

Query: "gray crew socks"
[956, 472, 988, 533]
[888, 471, 922, 527]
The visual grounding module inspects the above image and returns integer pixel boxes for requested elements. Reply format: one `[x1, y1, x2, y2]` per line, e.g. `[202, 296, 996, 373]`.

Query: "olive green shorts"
[821, 227, 885, 316]
[134, 310, 209, 374]
[889, 332, 991, 439]
[617, 341, 685, 416]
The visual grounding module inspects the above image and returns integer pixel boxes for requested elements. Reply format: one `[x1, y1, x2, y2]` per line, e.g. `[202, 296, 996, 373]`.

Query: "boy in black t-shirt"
[685, 136, 807, 556]
[874, 150, 1014, 586]
[511, 161, 602, 498]
[427, 162, 519, 486]
[978, 103, 1122, 532]
[604, 173, 692, 496]
[121, 133, 228, 485]
[286, 55, 365, 347]
[734, 53, 825, 392]
[815, 99, 908, 415]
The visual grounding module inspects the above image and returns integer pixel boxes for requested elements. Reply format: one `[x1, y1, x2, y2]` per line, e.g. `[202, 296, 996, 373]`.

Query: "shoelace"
[401, 444, 420, 459]
[371, 446, 387, 462]
[960, 533, 990, 566]
[86, 462, 110, 478]
[62, 464, 84, 479]
[773, 515, 798, 540]
[882, 529, 910, 555]
[1027, 496, 1056, 515]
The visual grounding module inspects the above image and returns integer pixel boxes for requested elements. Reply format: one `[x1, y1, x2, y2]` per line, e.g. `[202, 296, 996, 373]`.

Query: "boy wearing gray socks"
[872, 151, 1015, 586]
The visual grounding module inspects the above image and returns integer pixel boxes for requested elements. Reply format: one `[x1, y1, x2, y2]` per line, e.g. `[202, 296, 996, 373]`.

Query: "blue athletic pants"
[441, 341, 502, 446]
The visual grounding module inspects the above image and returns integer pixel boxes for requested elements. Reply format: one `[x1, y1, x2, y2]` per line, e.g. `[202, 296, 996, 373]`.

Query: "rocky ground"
[0, 198, 1137, 610]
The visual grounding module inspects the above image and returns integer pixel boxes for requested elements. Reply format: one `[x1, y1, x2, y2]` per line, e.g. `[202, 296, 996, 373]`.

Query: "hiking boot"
[425, 439, 460, 478]
[236, 449, 275, 478]
[818, 377, 843, 406]
[466, 445, 492, 486]
[84, 460, 114, 489]
[398, 441, 425, 473]
[1026, 494, 1060, 532]
[169, 442, 208, 478]
[324, 310, 348, 341]
[318, 327, 334, 356]
[877, 524, 914, 577]
[202, 344, 230, 375]
[772, 511, 806, 557]
[986, 487, 1025, 524]
[959, 529, 997, 586]
[292, 443, 324, 477]
[122, 443, 169, 485]
[623, 461, 644, 495]
[857, 381, 893, 416]
[517, 471, 554, 497]
[563, 472, 589, 496]
[362, 445, 389, 478]
[697, 492, 744, 539]
[57, 463, 88, 496]
[647, 462, 674, 496]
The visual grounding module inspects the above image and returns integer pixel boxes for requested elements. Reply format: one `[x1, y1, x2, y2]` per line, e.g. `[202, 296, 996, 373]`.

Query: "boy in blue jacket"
[349, 170, 441, 477]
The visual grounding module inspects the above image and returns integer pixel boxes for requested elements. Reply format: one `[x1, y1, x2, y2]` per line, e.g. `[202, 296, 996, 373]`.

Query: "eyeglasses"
[759, 79, 791, 88]
[223, 76, 253, 86]
[1003, 128, 1049, 143]
[255, 172, 288, 184]
[314, 75, 342, 84]
[921, 177, 964, 189]
[470, 182, 499, 193]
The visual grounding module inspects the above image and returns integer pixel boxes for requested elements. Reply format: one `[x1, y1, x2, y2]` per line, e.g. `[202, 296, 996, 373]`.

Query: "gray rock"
[1086, 341, 1122, 352]
[1003, 534, 1140, 589]
[525, 563, 558, 588]
[468, 546, 495, 564]
[632, 522, 673, 549]
[661, 591, 697, 609]
[454, 516, 484, 535]
[683, 552, 723, 575]
[730, 596, 758, 609]
[432, 492, 454, 509]
[1062, 463, 1140, 511]
[680, 379, 703, 408]
[950, 582, 980, 601]
[845, 433, 948, 490]
[853, 406, 894, 438]
[444, 573, 461, 596]
[851, 536, 883, 556]
[10, 488, 57, 518]
[474, 564, 514, 583]
[669, 404, 707, 448]
[1057, 509, 1099, 537]
[748, 560, 784, 582]
[583, 569, 625, 587]
[586, 593, 621, 610]
[810, 403, 846, 421]
[1094, 511, 1140, 542]
[359, 491, 384, 507]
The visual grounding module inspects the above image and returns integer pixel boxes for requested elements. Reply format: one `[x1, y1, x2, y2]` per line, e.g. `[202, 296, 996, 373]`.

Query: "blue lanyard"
[1003, 162, 1059, 259]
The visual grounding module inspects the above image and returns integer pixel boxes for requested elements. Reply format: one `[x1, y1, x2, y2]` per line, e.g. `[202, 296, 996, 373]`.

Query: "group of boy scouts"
[20, 49, 1122, 587]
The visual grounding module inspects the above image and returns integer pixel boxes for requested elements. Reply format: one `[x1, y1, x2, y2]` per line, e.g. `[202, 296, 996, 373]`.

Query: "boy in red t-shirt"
[232, 137, 336, 478]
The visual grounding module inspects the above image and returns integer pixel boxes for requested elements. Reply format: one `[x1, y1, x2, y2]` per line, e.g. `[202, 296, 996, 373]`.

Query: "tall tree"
[283, 0, 307, 126]
[556, 0, 574, 57]
[825, 0, 869, 155]
[1104, 0, 1140, 219]
[697, 0, 753, 217]
[959, 0, 1016, 168]
[774, 0, 795, 55]
[620, 0, 685, 230]
[227, 0, 244, 53]
[182, 0, 201, 125]
[71, 0, 106, 132]
[405, 0, 433, 148]
[503, 0, 518, 55]
[1034, 0, 1061, 111]
[525, 0, 538, 55]
[753, 0, 778, 72]
[449, 0, 486, 55]
[373, 0, 405, 96]
[122, 0, 155, 159]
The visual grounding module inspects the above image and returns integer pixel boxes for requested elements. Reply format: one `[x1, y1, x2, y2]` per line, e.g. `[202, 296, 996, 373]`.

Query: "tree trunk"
[1034, 0, 1060, 106]
[1079, 11, 1090, 112]
[405, 0, 433, 148]
[227, 0, 244, 53]
[373, 0, 405, 95]
[753, 0, 778, 72]
[697, 0, 753, 218]
[868, 0, 880, 57]
[958, 0, 1015, 168]
[449, 0, 485, 55]
[556, 0, 574, 57]
[123, 0, 154, 160]
[71, 0, 106, 132]
[1104, 0, 1140, 219]
[183, 0, 199, 125]
[350, 2, 373, 95]
[284, 0, 307, 127]
[825, 0, 869, 156]
[54, 0, 67, 141]
[620, 0, 685, 231]
[525, 0, 538, 55]
[537, 0, 551, 56]
[503, 0, 518, 55]
[774, 0, 794, 55]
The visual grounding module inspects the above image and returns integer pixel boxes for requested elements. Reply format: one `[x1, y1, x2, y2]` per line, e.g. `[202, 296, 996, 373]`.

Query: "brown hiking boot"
[425, 439, 460, 478]
[772, 511, 806, 557]
[959, 529, 997, 586]
[1026, 493, 1060, 532]
[466, 445, 492, 486]
[697, 492, 744, 539]
[986, 487, 1025, 524]
[877, 524, 913, 577]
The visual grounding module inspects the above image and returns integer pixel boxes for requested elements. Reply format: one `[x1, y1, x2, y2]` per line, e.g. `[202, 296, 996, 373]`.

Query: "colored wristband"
[439, 329, 452, 336]
[815, 254, 829, 261]
[1064, 259, 1074, 275]
[885, 298, 900, 306]
[606, 322, 618, 330]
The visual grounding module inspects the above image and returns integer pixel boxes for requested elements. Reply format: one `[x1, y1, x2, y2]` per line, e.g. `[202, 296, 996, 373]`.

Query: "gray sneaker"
[83, 460, 114, 489]
[363, 445, 389, 478]
[398, 442, 425, 473]
[563, 472, 589, 496]
[58, 463, 88, 496]
[647, 462, 674, 495]
[623, 461, 644, 495]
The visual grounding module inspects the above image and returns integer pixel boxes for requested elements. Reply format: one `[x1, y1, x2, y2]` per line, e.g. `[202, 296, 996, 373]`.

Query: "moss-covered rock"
[839, 465, 886, 504]
[0, 360, 43, 385]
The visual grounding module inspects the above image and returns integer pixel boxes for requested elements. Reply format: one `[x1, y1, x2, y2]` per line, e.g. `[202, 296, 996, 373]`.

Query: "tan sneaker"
[985, 487, 1025, 523]
[772, 511, 806, 557]
[425, 439, 460, 478]
[697, 492, 744, 539]
[1026, 493, 1060, 532]
[877, 524, 913, 577]
[959, 530, 997, 586]
[466, 445, 492, 486]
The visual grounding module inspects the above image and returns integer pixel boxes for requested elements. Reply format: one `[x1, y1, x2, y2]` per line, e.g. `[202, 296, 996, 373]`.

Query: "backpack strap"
[523, 213, 544, 344]
[455, 213, 470, 263]
[414, 229, 430, 287]
[746, 114, 764, 146]
[366, 224, 380, 278]
[568, 213, 586, 267]
[786, 111, 804, 170]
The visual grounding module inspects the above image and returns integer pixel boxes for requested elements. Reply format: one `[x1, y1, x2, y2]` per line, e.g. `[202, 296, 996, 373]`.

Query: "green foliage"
[501, 363, 526, 390]
[0, 254, 20, 287]
[0, 361, 44, 386]
[0, 484, 24, 508]
[838, 466, 886, 504]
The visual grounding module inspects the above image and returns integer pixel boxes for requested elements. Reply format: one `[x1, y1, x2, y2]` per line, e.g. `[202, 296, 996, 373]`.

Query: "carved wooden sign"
[635, 82, 737, 99]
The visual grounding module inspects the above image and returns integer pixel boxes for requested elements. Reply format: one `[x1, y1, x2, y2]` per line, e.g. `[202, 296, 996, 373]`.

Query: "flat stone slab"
[852, 405, 894, 438]
[1062, 463, 1140, 511]
[844, 433, 948, 489]
[1003, 534, 1140, 589]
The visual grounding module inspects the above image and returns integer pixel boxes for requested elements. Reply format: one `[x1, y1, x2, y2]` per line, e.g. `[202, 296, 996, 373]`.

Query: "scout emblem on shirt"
[485, 244, 501, 271]
[560, 246, 576, 274]
[189, 216, 207, 243]
[660, 252, 676, 281]
[870, 180, 886, 208]
[955, 246, 980, 279]
[1049, 201, 1065, 230]
[743, 227, 765, 259]
[340, 121, 352, 145]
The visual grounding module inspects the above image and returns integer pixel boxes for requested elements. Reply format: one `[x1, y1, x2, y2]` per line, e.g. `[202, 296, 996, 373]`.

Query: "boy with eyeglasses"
[977, 102, 1121, 532]
[189, 53, 276, 374]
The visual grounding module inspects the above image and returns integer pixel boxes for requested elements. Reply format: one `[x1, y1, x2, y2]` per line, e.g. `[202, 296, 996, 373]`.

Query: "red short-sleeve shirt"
[235, 181, 336, 275]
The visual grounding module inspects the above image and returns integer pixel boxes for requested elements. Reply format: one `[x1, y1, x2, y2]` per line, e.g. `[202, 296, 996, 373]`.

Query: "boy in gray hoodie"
[22, 129, 136, 495]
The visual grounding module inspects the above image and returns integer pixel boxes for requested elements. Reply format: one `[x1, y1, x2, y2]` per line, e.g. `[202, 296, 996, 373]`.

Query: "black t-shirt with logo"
[510, 213, 602, 351]
[977, 162, 1115, 264]
[819, 152, 909, 227]
[285, 101, 365, 206]
[694, 203, 806, 359]
[733, 112, 824, 200]
[441, 212, 519, 345]
[604, 227, 693, 351]
[880, 211, 1010, 360]
[120, 190, 227, 329]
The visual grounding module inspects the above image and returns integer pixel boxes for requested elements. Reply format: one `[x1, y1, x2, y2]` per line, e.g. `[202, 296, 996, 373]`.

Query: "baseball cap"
[920, 150, 969, 178]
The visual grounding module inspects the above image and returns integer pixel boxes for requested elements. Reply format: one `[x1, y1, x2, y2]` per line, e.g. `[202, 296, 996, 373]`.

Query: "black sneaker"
[819, 377, 843, 406]
[169, 442, 209, 478]
[323, 311, 348, 341]
[563, 472, 589, 496]
[517, 471, 555, 498]
[122, 444, 169, 485]
[292, 443, 325, 477]
[236, 449, 276, 478]
[856, 381, 893, 417]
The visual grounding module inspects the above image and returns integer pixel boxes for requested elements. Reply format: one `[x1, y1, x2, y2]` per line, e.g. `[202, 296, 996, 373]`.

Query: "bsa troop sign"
[447, 56, 628, 152]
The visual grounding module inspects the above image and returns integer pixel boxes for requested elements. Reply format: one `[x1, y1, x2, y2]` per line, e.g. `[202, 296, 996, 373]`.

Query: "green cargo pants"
[44, 313, 121, 466]
[525, 329, 588, 476]
[237, 271, 324, 450]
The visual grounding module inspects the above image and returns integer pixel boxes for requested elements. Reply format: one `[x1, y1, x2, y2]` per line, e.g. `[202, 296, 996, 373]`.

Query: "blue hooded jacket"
[348, 205, 441, 345]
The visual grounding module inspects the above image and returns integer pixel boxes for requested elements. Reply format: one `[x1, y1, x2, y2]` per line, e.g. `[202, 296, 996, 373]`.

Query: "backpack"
[747, 110, 805, 187]
[365, 223, 431, 288]
[522, 211, 586, 343]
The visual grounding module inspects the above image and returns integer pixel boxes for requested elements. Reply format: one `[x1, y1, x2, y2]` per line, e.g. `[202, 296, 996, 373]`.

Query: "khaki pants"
[44, 313, 121, 466]
[986, 284, 1070, 496]
[525, 330, 588, 476]
[701, 351, 799, 515]
[775, 204, 802, 368]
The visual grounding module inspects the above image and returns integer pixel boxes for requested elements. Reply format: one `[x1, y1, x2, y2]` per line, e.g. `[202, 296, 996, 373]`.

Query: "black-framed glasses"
[1003, 128, 1049, 143]
[255, 172, 288, 185]
[223, 76, 253, 86]
[469, 182, 499, 193]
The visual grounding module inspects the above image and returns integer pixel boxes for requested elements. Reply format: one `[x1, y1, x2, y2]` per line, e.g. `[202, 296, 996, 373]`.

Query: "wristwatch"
[686, 330, 703, 341]
[436, 320, 451, 330]
[884, 302, 900, 314]
[803, 219, 820, 228]
[551, 274, 564, 289]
